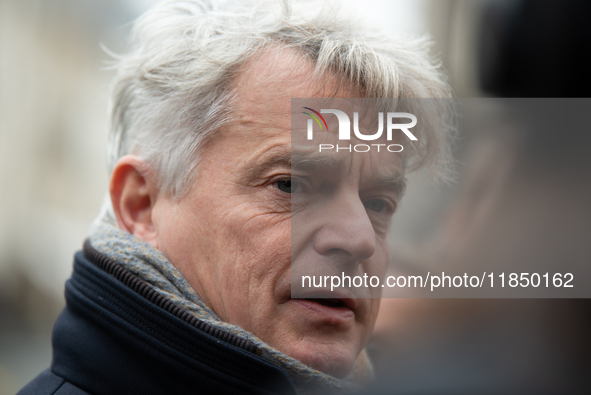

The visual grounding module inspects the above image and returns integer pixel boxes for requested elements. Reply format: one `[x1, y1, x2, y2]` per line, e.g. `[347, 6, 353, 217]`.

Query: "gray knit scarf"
[89, 222, 372, 394]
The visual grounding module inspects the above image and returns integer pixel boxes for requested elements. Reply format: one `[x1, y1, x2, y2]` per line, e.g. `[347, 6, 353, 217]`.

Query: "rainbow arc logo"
[302, 107, 328, 131]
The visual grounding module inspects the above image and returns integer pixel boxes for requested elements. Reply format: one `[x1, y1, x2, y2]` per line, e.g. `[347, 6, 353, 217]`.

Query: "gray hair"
[96, 0, 454, 225]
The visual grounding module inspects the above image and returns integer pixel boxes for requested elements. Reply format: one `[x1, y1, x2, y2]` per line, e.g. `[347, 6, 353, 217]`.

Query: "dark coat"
[18, 241, 296, 395]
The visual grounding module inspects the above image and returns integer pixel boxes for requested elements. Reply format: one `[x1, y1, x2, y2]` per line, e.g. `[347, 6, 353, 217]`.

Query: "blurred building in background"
[0, 0, 148, 392]
[1, 1, 589, 394]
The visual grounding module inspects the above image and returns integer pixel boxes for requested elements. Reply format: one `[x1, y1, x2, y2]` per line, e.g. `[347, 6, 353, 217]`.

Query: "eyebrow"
[245, 150, 342, 179]
[371, 174, 407, 199]
[290, 152, 406, 195]
[245, 152, 291, 180]
[290, 152, 343, 173]
[246, 150, 406, 197]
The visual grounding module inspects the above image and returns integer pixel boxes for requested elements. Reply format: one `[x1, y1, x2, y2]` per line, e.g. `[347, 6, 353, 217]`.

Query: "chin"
[285, 339, 358, 378]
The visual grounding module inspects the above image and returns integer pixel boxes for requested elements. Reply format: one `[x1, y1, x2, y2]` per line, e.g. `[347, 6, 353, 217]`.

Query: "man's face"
[151, 50, 403, 377]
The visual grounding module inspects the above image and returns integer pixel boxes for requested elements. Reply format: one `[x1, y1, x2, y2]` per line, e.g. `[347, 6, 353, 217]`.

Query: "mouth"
[288, 291, 359, 323]
[291, 298, 355, 323]
[303, 297, 356, 310]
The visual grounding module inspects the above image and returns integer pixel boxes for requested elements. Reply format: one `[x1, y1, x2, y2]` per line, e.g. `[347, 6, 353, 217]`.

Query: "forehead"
[231, 47, 357, 119]
[214, 47, 402, 184]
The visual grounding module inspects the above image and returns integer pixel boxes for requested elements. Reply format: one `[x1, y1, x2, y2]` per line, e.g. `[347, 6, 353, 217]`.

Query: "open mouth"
[306, 298, 348, 308]
[302, 296, 358, 310]
[293, 297, 357, 321]
[290, 294, 358, 321]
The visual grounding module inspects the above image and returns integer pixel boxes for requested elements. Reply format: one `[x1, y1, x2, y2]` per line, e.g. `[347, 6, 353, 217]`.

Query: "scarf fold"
[89, 222, 371, 394]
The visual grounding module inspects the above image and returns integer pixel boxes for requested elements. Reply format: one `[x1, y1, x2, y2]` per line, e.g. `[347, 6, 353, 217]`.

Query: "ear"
[109, 155, 160, 248]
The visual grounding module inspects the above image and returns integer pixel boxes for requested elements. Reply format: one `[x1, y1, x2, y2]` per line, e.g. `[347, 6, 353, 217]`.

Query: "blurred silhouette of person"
[367, 0, 591, 393]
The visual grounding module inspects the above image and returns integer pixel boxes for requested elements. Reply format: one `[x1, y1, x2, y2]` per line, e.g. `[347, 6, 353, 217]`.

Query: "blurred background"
[1, 0, 589, 394]
[0, 0, 149, 392]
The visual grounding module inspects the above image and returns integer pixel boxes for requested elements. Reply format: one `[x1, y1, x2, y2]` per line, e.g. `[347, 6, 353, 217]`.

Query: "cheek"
[227, 220, 291, 287]
[216, 213, 292, 325]
[152, 200, 197, 263]
[373, 240, 391, 275]
[220, 203, 291, 267]
[367, 298, 382, 335]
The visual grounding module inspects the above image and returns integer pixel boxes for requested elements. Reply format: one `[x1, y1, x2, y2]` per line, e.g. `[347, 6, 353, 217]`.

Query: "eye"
[363, 198, 390, 213]
[276, 178, 296, 193]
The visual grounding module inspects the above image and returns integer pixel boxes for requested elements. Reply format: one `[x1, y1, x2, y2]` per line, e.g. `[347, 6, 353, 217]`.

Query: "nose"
[312, 193, 377, 262]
